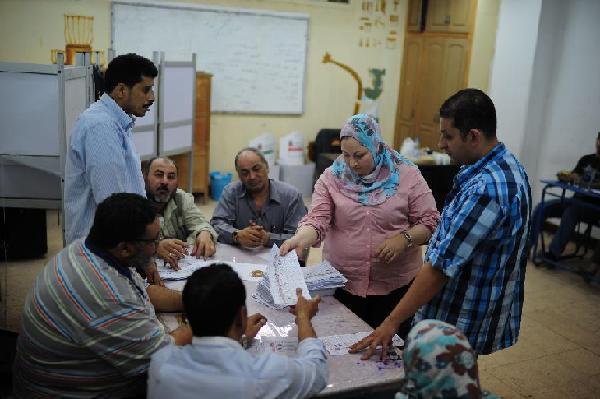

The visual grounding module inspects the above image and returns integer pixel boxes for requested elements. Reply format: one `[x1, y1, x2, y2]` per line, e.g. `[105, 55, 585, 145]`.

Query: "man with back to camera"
[351, 89, 531, 358]
[530, 132, 600, 263]
[210, 147, 307, 249]
[143, 156, 217, 269]
[147, 263, 328, 399]
[13, 193, 192, 398]
[64, 53, 156, 244]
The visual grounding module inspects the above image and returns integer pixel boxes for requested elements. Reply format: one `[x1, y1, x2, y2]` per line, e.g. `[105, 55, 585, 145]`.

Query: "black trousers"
[334, 281, 414, 341]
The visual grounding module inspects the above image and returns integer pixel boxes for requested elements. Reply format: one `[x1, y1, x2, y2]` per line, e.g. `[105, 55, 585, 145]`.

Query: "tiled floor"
[2, 201, 600, 398]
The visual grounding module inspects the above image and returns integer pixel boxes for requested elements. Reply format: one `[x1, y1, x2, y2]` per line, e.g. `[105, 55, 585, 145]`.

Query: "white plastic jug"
[279, 131, 304, 165]
[249, 133, 276, 169]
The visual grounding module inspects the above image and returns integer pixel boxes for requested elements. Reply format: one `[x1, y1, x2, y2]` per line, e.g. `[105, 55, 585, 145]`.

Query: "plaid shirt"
[416, 143, 531, 355]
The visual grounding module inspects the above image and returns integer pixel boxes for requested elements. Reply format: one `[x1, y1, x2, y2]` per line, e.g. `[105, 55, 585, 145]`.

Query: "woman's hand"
[280, 226, 318, 257]
[375, 234, 408, 264]
[157, 238, 188, 270]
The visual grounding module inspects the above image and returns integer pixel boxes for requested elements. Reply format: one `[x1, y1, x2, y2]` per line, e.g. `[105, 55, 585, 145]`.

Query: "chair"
[311, 129, 341, 189]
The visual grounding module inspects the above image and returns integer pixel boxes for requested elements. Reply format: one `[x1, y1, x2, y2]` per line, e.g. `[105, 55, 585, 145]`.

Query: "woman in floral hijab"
[397, 319, 498, 399]
[281, 114, 439, 339]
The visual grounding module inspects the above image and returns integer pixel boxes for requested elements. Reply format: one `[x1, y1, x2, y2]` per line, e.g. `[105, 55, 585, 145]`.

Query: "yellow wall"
[469, 0, 500, 90]
[0, 0, 498, 175]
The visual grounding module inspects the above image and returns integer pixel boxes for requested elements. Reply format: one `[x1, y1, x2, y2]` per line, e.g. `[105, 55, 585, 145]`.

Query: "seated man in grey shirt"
[210, 147, 307, 248]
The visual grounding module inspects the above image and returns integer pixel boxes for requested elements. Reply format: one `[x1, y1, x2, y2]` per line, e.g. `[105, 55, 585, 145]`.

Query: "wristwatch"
[402, 231, 414, 248]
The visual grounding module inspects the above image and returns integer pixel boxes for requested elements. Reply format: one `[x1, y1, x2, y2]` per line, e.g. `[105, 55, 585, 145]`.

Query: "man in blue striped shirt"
[64, 53, 157, 244]
[352, 89, 531, 357]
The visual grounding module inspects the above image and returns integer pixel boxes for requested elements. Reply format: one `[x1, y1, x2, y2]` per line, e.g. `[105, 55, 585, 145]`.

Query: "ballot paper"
[320, 332, 404, 356]
[157, 256, 266, 282]
[302, 261, 347, 293]
[253, 336, 299, 356]
[253, 245, 310, 309]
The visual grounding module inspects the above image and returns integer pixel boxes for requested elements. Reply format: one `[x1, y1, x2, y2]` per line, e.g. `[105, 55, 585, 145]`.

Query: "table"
[530, 179, 600, 276]
[161, 243, 405, 398]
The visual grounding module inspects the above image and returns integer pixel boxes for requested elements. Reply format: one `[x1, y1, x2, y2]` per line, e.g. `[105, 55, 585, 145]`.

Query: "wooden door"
[407, 0, 423, 32]
[415, 37, 446, 150]
[394, 36, 423, 149]
[426, 0, 472, 33]
[441, 38, 468, 103]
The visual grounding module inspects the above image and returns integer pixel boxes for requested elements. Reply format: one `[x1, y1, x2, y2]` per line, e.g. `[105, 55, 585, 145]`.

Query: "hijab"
[331, 114, 414, 206]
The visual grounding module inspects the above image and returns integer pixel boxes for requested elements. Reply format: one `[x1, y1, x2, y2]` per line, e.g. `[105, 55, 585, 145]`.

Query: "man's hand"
[236, 225, 266, 248]
[192, 230, 215, 259]
[249, 222, 270, 247]
[557, 171, 579, 184]
[245, 313, 267, 339]
[375, 234, 409, 264]
[157, 238, 188, 270]
[294, 288, 321, 320]
[144, 261, 165, 287]
[349, 316, 400, 360]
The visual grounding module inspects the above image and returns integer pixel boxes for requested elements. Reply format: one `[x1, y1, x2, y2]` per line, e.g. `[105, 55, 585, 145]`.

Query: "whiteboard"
[112, 1, 309, 114]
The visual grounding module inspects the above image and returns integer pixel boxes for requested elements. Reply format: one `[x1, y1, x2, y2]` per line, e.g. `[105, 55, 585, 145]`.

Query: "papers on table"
[253, 245, 310, 309]
[320, 332, 404, 356]
[251, 336, 299, 356]
[303, 261, 347, 294]
[157, 256, 267, 282]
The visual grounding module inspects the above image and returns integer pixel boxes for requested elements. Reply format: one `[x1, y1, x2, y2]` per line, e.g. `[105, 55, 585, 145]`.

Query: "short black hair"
[87, 193, 156, 249]
[142, 156, 178, 177]
[234, 147, 269, 170]
[104, 53, 158, 93]
[183, 263, 246, 337]
[440, 88, 497, 139]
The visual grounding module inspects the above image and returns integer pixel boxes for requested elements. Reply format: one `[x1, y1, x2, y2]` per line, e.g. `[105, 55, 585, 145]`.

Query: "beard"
[128, 248, 153, 270]
[146, 188, 172, 203]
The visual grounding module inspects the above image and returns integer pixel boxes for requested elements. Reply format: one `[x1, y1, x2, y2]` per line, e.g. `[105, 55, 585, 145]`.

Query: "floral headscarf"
[395, 319, 498, 399]
[331, 114, 415, 206]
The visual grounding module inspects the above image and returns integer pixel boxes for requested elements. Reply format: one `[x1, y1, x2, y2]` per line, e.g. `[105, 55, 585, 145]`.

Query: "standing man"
[210, 147, 307, 249]
[64, 53, 157, 244]
[351, 89, 531, 357]
[144, 156, 217, 269]
[13, 194, 191, 398]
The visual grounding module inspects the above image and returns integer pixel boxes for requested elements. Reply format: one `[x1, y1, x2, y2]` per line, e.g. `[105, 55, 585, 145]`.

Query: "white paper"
[157, 256, 266, 282]
[254, 336, 298, 356]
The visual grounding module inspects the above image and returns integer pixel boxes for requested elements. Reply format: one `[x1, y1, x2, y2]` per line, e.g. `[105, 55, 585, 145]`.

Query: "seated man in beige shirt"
[144, 157, 217, 270]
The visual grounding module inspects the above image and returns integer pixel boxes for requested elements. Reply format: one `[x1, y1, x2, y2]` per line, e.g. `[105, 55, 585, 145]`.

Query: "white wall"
[490, 0, 600, 203]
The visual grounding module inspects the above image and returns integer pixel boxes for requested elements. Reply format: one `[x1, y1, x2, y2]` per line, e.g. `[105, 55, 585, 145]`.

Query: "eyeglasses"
[134, 237, 160, 246]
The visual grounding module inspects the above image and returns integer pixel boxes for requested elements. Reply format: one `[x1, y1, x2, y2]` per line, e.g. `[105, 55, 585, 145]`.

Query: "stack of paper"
[320, 331, 404, 356]
[302, 261, 347, 295]
[253, 245, 310, 309]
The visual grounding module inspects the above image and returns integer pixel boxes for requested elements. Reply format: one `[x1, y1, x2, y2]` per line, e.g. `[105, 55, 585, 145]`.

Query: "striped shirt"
[64, 93, 145, 244]
[416, 143, 531, 355]
[13, 239, 172, 398]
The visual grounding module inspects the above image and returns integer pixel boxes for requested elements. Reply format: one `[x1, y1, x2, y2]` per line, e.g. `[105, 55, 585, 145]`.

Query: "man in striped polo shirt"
[13, 194, 192, 398]
[352, 89, 531, 358]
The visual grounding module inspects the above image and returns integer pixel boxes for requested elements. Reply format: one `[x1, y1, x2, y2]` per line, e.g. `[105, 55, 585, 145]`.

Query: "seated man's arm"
[282, 289, 327, 398]
[210, 185, 239, 245]
[146, 285, 183, 312]
[267, 191, 308, 246]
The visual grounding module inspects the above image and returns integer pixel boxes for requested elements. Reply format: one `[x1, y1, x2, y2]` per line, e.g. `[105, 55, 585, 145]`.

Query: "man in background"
[13, 194, 191, 398]
[211, 147, 307, 249]
[144, 156, 217, 269]
[530, 132, 600, 262]
[148, 263, 327, 398]
[64, 53, 156, 244]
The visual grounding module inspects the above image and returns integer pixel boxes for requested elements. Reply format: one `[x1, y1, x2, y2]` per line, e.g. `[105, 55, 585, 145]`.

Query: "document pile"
[302, 261, 347, 296]
[253, 245, 310, 310]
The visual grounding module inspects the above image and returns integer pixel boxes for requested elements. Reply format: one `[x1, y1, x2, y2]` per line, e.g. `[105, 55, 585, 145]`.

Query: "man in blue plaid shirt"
[352, 89, 531, 357]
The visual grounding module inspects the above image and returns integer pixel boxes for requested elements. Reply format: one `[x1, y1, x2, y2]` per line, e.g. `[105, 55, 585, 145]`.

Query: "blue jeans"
[530, 198, 600, 257]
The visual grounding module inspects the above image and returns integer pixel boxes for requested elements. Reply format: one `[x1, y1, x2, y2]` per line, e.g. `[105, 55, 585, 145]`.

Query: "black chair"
[312, 129, 341, 189]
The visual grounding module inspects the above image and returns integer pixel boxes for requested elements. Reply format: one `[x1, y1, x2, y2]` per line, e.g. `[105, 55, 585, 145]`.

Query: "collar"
[454, 142, 506, 186]
[238, 179, 281, 204]
[84, 237, 145, 299]
[99, 93, 136, 131]
[191, 336, 242, 348]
